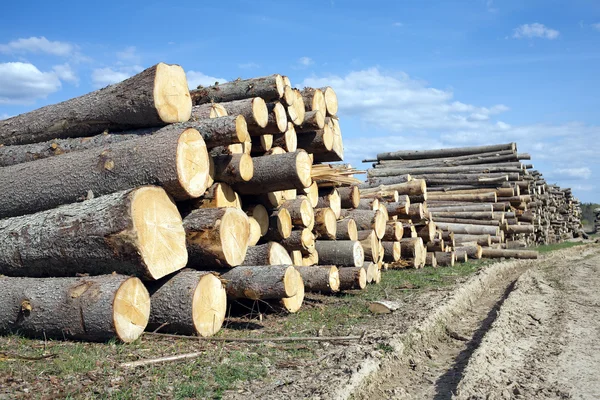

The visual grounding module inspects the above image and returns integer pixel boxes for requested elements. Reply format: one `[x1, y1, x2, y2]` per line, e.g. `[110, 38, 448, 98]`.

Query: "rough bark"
[385, 199, 411, 217]
[337, 267, 367, 291]
[395, 203, 425, 221]
[313, 208, 338, 239]
[426, 192, 497, 203]
[280, 196, 314, 229]
[400, 238, 425, 258]
[435, 251, 455, 267]
[232, 150, 312, 194]
[248, 102, 287, 134]
[146, 270, 226, 337]
[336, 218, 359, 240]
[212, 153, 254, 184]
[382, 221, 403, 241]
[454, 245, 483, 260]
[279, 229, 316, 255]
[218, 98, 269, 129]
[361, 190, 399, 202]
[368, 165, 522, 177]
[295, 128, 333, 154]
[295, 266, 340, 293]
[359, 175, 411, 189]
[337, 186, 360, 209]
[415, 222, 437, 243]
[481, 248, 538, 259]
[375, 143, 516, 161]
[0, 63, 192, 145]
[315, 241, 364, 268]
[190, 115, 249, 148]
[184, 208, 250, 268]
[191, 75, 284, 104]
[313, 118, 343, 162]
[0, 125, 211, 218]
[296, 110, 325, 132]
[435, 222, 500, 236]
[357, 230, 380, 262]
[240, 242, 292, 266]
[339, 209, 386, 239]
[505, 225, 536, 234]
[262, 208, 292, 241]
[272, 124, 297, 152]
[0, 187, 187, 280]
[356, 198, 379, 211]
[453, 234, 492, 247]
[360, 180, 426, 197]
[426, 239, 446, 252]
[0, 274, 149, 342]
[375, 150, 517, 167]
[221, 265, 297, 299]
[381, 241, 401, 262]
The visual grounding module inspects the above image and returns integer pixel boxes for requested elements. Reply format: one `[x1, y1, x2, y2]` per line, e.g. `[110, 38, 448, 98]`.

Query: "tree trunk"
[279, 196, 314, 229]
[0, 186, 187, 280]
[317, 188, 341, 219]
[184, 208, 250, 268]
[400, 238, 425, 259]
[191, 103, 228, 119]
[415, 222, 437, 243]
[280, 229, 316, 255]
[454, 245, 483, 259]
[505, 225, 535, 234]
[221, 265, 298, 299]
[426, 239, 446, 252]
[287, 89, 306, 126]
[302, 251, 319, 267]
[375, 143, 516, 161]
[337, 186, 360, 209]
[336, 218, 359, 240]
[272, 124, 297, 152]
[0, 63, 192, 145]
[250, 134, 274, 154]
[430, 211, 498, 220]
[395, 203, 425, 221]
[339, 209, 387, 239]
[357, 230, 380, 262]
[0, 274, 149, 342]
[295, 265, 340, 293]
[191, 75, 284, 104]
[385, 199, 411, 217]
[0, 125, 211, 218]
[338, 267, 367, 290]
[240, 242, 292, 266]
[217, 98, 269, 129]
[436, 222, 499, 236]
[375, 150, 516, 167]
[361, 190, 399, 202]
[359, 174, 412, 188]
[313, 118, 343, 162]
[190, 115, 249, 148]
[435, 251, 455, 267]
[368, 165, 522, 177]
[360, 180, 426, 197]
[381, 241, 401, 262]
[454, 234, 491, 247]
[212, 153, 254, 184]
[433, 217, 501, 227]
[300, 88, 326, 113]
[313, 208, 338, 239]
[262, 208, 292, 241]
[425, 192, 497, 203]
[296, 110, 325, 132]
[315, 241, 364, 267]
[356, 198, 379, 211]
[481, 248, 538, 259]
[382, 221, 403, 241]
[146, 270, 226, 337]
[249, 102, 287, 134]
[232, 150, 312, 194]
[296, 128, 333, 154]
[428, 204, 494, 213]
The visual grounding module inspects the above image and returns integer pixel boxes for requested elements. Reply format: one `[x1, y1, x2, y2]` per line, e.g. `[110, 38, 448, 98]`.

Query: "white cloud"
[512, 23, 559, 40]
[52, 63, 78, 84]
[91, 66, 144, 88]
[238, 62, 260, 69]
[0, 36, 74, 56]
[186, 71, 227, 89]
[0, 62, 62, 104]
[486, 0, 498, 12]
[298, 57, 314, 66]
[393, 22, 403, 27]
[0, 113, 10, 120]
[116, 46, 140, 63]
[550, 167, 592, 180]
[592, 23, 600, 32]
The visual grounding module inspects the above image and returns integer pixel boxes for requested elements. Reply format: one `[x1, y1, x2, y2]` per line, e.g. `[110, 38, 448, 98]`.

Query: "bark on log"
[280, 196, 314, 229]
[191, 182, 241, 209]
[426, 192, 497, 203]
[395, 203, 425, 221]
[360, 180, 426, 197]
[426, 252, 437, 268]
[0, 186, 187, 280]
[338, 267, 367, 291]
[296, 127, 333, 154]
[385, 198, 411, 217]
[212, 153, 254, 184]
[481, 249, 538, 259]
[191, 75, 284, 105]
[415, 222, 437, 243]
[453, 234, 491, 247]
[357, 230, 380, 262]
[313, 118, 343, 162]
[0, 125, 211, 218]
[191, 103, 228, 120]
[368, 165, 522, 177]
[296, 110, 325, 132]
[339, 209, 387, 239]
[280, 267, 305, 313]
[300, 88, 326, 113]
[426, 239, 445, 252]
[232, 150, 312, 194]
[357, 198, 379, 211]
[454, 245, 483, 260]
[375, 143, 516, 161]
[249, 102, 287, 134]
[376, 150, 517, 167]
[337, 186, 360, 209]
[0, 274, 150, 342]
[295, 266, 340, 293]
[272, 124, 297, 152]
[430, 211, 498, 220]
[146, 270, 226, 337]
[382, 221, 403, 241]
[313, 208, 338, 239]
[433, 217, 501, 227]
[428, 201, 506, 211]
[505, 225, 536, 234]
[359, 175, 411, 189]
[0, 63, 192, 145]
[435, 251, 455, 267]
[435, 222, 500, 236]
[315, 241, 364, 268]
[240, 242, 292, 266]
[221, 265, 298, 300]
[382, 241, 401, 262]
[184, 208, 250, 268]
[317, 188, 341, 219]
[400, 238, 425, 259]
[280, 229, 316, 255]
[262, 208, 292, 241]
[336, 218, 359, 241]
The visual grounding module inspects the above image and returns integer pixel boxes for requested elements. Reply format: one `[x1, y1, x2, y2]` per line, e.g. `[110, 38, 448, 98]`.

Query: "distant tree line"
[581, 202, 600, 230]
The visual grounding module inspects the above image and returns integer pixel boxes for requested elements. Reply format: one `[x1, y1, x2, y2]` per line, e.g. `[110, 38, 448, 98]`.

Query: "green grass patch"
[535, 241, 587, 253]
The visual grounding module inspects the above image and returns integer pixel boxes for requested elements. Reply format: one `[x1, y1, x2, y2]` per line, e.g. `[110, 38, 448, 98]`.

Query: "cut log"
[272, 123, 297, 152]
[296, 110, 325, 132]
[231, 150, 312, 194]
[250, 102, 287, 134]
[212, 153, 254, 184]
[337, 186, 361, 209]
[415, 222, 437, 243]
[280, 229, 316, 255]
[403, 223, 418, 239]
[357, 230, 380, 262]
[400, 238, 425, 259]
[435, 222, 499, 236]
[0, 186, 186, 280]
[361, 180, 427, 197]
[317, 188, 341, 219]
[221, 265, 298, 300]
[426, 192, 497, 203]
[339, 209, 387, 239]
[191, 75, 284, 104]
[146, 270, 226, 337]
[302, 182, 320, 208]
[453, 234, 491, 247]
[296, 127, 333, 154]
[217, 98, 269, 129]
[302, 251, 319, 267]
[189, 115, 250, 148]
[315, 241, 364, 268]
[252, 134, 273, 153]
[245, 204, 269, 236]
[0, 125, 211, 218]
[313, 118, 343, 162]
[435, 251, 455, 267]
[426, 252, 437, 268]
[291, 250, 303, 266]
[262, 208, 292, 241]
[280, 196, 315, 229]
[428, 205, 496, 213]
[313, 208, 338, 239]
[426, 239, 445, 252]
[361, 190, 399, 202]
[338, 267, 367, 291]
[295, 265, 340, 293]
[280, 267, 305, 312]
[191, 182, 241, 209]
[287, 89, 306, 126]
[481, 249, 538, 259]
[240, 242, 292, 266]
[430, 211, 499, 220]
[364, 262, 379, 283]
[433, 217, 501, 227]
[336, 218, 359, 241]
[385, 198, 411, 217]
[357, 198, 379, 211]
[0, 274, 150, 342]
[300, 88, 326, 113]
[359, 175, 412, 188]
[505, 225, 536, 234]
[382, 241, 401, 262]
[375, 143, 516, 161]
[0, 63, 192, 145]
[320, 87, 339, 116]
[282, 83, 295, 106]
[395, 203, 424, 221]
[382, 221, 403, 241]
[184, 208, 250, 268]
[368, 166, 521, 177]
[455, 245, 483, 260]
[191, 103, 228, 119]
[247, 217, 262, 246]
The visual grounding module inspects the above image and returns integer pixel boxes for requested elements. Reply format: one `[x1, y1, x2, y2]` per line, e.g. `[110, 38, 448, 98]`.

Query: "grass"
[535, 241, 588, 253]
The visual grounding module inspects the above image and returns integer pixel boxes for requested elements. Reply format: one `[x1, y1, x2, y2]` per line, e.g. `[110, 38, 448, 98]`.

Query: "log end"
[193, 273, 227, 337]
[113, 277, 151, 343]
[260, 134, 274, 152]
[235, 115, 250, 143]
[329, 266, 341, 292]
[357, 267, 367, 289]
[154, 63, 192, 123]
[283, 265, 299, 298]
[353, 241, 365, 268]
[275, 74, 286, 98]
[274, 102, 289, 133]
[283, 123, 297, 152]
[296, 150, 313, 188]
[176, 128, 211, 198]
[252, 97, 269, 128]
[276, 208, 293, 239]
[268, 242, 294, 265]
[239, 153, 254, 182]
[350, 186, 361, 208]
[374, 210, 388, 239]
[322, 86, 338, 116]
[249, 204, 269, 236]
[347, 219, 359, 241]
[248, 217, 262, 246]
[299, 197, 315, 228]
[131, 186, 188, 280]
[303, 182, 319, 208]
[211, 103, 228, 118]
[281, 268, 304, 313]
[393, 242, 401, 262]
[283, 85, 296, 106]
[220, 208, 251, 267]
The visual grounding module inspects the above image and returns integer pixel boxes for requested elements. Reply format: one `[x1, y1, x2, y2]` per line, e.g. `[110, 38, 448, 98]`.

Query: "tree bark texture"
[338, 267, 366, 291]
[295, 266, 339, 293]
[221, 265, 297, 300]
[191, 75, 284, 104]
[315, 241, 364, 268]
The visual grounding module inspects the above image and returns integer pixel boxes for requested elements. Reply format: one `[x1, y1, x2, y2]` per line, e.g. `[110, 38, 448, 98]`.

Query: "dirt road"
[358, 244, 600, 400]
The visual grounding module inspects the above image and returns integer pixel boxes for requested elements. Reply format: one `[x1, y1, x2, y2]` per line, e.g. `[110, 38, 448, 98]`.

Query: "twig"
[151, 322, 169, 333]
[121, 352, 205, 368]
[144, 332, 362, 343]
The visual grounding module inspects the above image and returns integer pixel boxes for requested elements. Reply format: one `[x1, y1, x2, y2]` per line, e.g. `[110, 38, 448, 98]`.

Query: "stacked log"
[595, 208, 600, 233]
[361, 143, 583, 263]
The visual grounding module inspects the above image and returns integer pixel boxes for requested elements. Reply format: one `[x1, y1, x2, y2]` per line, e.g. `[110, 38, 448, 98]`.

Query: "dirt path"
[455, 245, 600, 400]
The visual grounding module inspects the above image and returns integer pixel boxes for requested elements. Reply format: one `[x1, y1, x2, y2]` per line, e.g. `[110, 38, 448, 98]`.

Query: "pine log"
[280, 196, 315, 229]
[320, 87, 339, 116]
[426, 239, 445, 252]
[385, 197, 411, 217]
[245, 204, 269, 236]
[262, 208, 292, 241]
[0, 187, 186, 280]
[296, 127, 333, 154]
[187, 115, 250, 148]
[272, 123, 297, 152]
[359, 175, 412, 189]
[339, 209, 387, 239]
[368, 165, 522, 177]
[295, 265, 340, 293]
[240, 242, 292, 266]
[337, 186, 361, 209]
[212, 153, 254, 184]
[302, 251, 319, 267]
[426, 252, 437, 268]
[435, 251, 455, 267]
[430, 211, 499, 220]
[338, 267, 367, 291]
[184, 208, 250, 268]
[375, 143, 516, 161]
[287, 89, 306, 126]
[435, 222, 499, 236]
[433, 217, 501, 227]
[315, 241, 364, 268]
[382, 221, 403, 241]
[250, 134, 273, 154]
[357, 230, 380, 262]
[317, 188, 341, 219]
[302, 182, 320, 208]
[382, 241, 401, 262]
[221, 265, 298, 300]
[455, 245, 483, 260]
[313, 208, 338, 239]
[191, 103, 228, 119]
[415, 222, 437, 243]
[428, 202, 506, 212]
[300, 88, 326, 113]
[357, 198, 379, 211]
[232, 150, 312, 194]
[426, 192, 497, 203]
[453, 234, 491, 247]
[364, 262, 378, 283]
[0, 125, 211, 218]
[376, 150, 517, 167]
[400, 238, 425, 259]
[191, 182, 241, 209]
[280, 267, 305, 313]
[146, 270, 226, 337]
[395, 203, 424, 221]
[313, 118, 343, 162]
[0, 63, 192, 145]
[360, 180, 426, 197]
[280, 229, 316, 255]
[481, 249, 538, 259]
[0, 274, 150, 342]
[191, 75, 284, 104]
[291, 250, 303, 266]
[296, 110, 325, 132]
[249, 102, 287, 134]
[336, 218, 359, 241]
[361, 190, 399, 202]
[248, 218, 262, 246]
[505, 225, 536, 234]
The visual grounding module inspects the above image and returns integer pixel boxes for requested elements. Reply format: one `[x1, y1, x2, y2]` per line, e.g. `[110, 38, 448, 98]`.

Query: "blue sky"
[1, 0, 599, 202]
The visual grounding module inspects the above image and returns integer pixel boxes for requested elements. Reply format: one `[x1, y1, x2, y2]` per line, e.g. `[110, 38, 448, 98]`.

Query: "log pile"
[0, 64, 379, 343]
[595, 208, 600, 233]
[361, 143, 583, 265]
